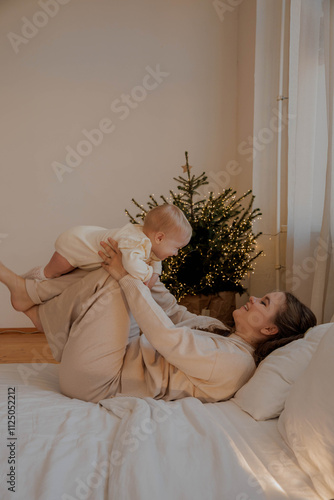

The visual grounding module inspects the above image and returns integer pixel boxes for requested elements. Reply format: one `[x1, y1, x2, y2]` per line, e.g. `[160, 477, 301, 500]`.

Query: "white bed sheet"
[0, 364, 321, 500]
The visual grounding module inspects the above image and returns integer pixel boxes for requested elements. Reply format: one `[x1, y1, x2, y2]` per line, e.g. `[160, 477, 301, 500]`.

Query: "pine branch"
[124, 209, 137, 224]
[124, 153, 263, 297]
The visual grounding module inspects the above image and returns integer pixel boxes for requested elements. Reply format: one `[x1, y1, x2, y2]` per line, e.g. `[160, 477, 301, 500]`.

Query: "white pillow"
[278, 324, 334, 500]
[232, 323, 333, 420]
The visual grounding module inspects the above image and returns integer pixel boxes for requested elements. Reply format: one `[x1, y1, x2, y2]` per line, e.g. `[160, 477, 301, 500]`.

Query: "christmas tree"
[125, 152, 263, 300]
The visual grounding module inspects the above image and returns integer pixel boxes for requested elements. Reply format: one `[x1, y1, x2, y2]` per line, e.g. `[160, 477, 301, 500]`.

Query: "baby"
[23, 204, 192, 289]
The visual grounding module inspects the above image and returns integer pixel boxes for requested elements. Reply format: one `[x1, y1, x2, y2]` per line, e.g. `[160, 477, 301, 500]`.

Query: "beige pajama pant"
[26, 269, 132, 402]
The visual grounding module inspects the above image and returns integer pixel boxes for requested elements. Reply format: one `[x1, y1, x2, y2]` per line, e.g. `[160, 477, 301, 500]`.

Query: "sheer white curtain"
[286, 0, 334, 322]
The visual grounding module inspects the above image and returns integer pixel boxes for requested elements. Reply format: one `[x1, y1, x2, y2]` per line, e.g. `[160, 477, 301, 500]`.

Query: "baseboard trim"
[0, 328, 40, 334]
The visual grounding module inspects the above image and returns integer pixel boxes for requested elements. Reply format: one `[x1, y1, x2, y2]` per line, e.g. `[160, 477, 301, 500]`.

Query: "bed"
[1, 323, 333, 500]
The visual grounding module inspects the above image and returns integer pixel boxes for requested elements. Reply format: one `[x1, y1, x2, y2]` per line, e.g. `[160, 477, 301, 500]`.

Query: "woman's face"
[233, 292, 286, 336]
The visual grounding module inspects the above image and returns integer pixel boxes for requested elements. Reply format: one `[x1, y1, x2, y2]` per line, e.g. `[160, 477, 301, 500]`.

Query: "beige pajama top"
[55, 223, 161, 282]
[119, 275, 256, 402]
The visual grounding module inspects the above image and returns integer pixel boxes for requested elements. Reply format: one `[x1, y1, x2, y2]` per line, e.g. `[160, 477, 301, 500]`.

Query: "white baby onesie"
[55, 223, 162, 282]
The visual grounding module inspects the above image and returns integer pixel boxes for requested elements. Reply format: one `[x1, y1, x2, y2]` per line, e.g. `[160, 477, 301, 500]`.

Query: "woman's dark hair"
[253, 292, 317, 366]
[197, 292, 317, 367]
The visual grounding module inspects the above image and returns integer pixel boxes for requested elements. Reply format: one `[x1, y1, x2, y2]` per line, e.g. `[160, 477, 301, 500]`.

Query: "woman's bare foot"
[0, 262, 35, 312]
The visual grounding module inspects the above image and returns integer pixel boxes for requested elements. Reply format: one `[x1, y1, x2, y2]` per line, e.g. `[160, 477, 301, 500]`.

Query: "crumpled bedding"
[0, 363, 322, 500]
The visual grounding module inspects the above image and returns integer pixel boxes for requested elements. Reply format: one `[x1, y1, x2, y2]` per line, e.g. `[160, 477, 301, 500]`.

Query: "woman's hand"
[98, 239, 128, 281]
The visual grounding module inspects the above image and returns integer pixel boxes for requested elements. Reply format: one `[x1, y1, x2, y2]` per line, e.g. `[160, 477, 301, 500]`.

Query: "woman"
[0, 240, 316, 403]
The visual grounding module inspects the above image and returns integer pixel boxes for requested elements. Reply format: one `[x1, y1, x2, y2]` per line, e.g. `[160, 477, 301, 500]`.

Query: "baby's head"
[143, 204, 192, 260]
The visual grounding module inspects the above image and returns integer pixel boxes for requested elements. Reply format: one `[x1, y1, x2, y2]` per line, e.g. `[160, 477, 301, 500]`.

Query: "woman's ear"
[260, 325, 279, 337]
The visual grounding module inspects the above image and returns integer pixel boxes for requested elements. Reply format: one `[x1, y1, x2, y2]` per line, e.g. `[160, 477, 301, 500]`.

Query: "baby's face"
[151, 230, 190, 260]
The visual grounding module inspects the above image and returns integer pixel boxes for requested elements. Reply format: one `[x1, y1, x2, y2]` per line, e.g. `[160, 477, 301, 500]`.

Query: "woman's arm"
[99, 240, 218, 381]
[150, 280, 228, 330]
[100, 239, 228, 329]
[119, 275, 217, 381]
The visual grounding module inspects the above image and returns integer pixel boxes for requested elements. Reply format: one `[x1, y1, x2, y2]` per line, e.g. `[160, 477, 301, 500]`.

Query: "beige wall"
[0, 0, 240, 326]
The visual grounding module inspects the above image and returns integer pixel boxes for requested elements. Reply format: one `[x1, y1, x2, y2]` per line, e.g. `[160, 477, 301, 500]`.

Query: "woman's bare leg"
[24, 305, 44, 332]
[0, 262, 35, 311]
[44, 251, 75, 279]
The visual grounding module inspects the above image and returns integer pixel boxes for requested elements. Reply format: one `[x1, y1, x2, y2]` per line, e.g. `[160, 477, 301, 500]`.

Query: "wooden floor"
[0, 328, 59, 364]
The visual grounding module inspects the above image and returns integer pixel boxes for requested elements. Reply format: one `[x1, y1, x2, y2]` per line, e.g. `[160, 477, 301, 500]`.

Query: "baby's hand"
[144, 273, 159, 290]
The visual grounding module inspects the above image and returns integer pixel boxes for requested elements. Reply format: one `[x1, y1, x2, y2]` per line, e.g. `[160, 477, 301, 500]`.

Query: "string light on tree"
[125, 152, 263, 300]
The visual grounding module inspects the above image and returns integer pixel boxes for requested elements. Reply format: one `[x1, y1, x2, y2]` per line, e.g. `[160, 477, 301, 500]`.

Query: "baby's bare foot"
[0, 262, 35, 311]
